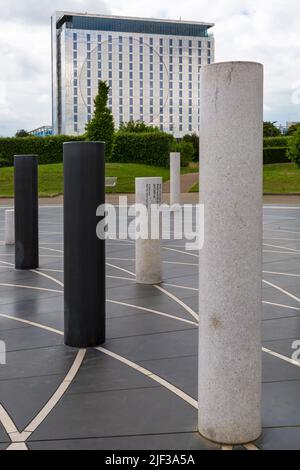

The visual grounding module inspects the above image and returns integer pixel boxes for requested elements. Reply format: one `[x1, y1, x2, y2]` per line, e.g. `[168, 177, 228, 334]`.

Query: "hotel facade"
[51, 12, 215, 137]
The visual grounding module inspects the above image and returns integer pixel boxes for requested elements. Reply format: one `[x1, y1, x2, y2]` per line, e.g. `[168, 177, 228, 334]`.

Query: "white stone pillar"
[198, 62, 263, 444]
[135, 177, 162, 285]
[170, 152, 181, 206]
[5, 210, 15, 245]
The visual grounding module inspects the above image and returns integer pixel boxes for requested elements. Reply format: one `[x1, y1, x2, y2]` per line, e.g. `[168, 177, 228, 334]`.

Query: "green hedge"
[0, 135, 84, 167]
[263, 147, 290, 164]
[111, 132, 173, 167]
[263, 136, 291, 148]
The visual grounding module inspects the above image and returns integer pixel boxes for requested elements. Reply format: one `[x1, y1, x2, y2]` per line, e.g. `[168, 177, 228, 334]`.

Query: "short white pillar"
[170, 152, 181, 206]
[5, 209, 15, 245]
[135, 177, 163, 285]
[198, 62, 263, 444]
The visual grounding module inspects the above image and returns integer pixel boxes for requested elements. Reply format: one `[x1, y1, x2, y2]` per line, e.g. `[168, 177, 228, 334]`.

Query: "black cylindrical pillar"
[14, 155, 39, 270]
[64, 142, 106, 348]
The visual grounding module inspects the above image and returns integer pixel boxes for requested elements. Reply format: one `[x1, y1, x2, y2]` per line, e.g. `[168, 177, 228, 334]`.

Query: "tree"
[172, 140, 194, 167]
[182, 133, 199, 162]
[263, 121, 281, 137]
[119, 120, 160, 133]
[288, 127, 300, 168]
[85, 81, 115, 160]
[15, 129, 29, 138]
[286, 123, 300, 136]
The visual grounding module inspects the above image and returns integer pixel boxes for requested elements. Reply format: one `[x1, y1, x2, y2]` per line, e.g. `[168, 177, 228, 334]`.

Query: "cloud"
[0, 0, 300, 135]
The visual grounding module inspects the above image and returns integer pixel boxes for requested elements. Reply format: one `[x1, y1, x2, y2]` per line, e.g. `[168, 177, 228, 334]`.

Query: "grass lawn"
[0, 163, 197, 197]
[189, 163, 300, 194]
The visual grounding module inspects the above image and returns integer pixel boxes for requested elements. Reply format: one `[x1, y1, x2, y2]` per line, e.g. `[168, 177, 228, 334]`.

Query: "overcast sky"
[0, 0, 299, 136]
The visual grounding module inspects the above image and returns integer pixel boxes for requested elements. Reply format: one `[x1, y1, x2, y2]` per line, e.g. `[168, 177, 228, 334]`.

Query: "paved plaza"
[0, 203, 300, 450]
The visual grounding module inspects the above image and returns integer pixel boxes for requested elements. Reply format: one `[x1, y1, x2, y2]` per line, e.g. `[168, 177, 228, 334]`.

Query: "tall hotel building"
[51, 12, 215, 137]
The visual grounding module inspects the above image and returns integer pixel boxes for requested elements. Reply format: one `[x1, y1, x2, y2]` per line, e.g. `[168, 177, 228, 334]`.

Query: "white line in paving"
[96, 346, 198, 409]
[21, 349, 86, 438]
[154, 285, 199, 321]
[0, 283, 62, 294]
[263, 250, 300, 255]
[108, 299, 197, 326]
[6, 442, 28, 450]
[262, 348, 300, 368]
[163, 246, 198, 258]
[264, 271, 300, 278]
[244, 443, 260, 451]
[263, 280, 300, 305]
[263, 244, 300, 253]
[263, 301, 300, 312]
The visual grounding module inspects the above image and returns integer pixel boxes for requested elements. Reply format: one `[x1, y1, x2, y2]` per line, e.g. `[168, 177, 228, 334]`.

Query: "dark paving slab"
[107, 312, 194, 340]
[262, 351, 300, 383]
[0, 345, 76, 381]
[0, 327, 63, 353]
[68, 349, 159, 395]
[263, 380, 300, 428]
[0, 423, 9, 444]
[29, 387, 197, 442]
[140, 356, 198, 400]
[28, 432, 219, 450]
[257, 427, 300, 450]
[262, 316, 300, 342]
[0, 295, 63, 317]
[262, 303, 300, 320]
[106, 329, 198, 363]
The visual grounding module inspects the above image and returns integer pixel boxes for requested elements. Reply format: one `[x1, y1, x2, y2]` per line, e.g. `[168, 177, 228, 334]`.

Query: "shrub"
[182, 133, 199, 162]
[172, 141, 194, 167]
[111, 132, 173, 167]
[0, 135, 84, 167]
[85, 81, 115, 160]
[288, 127, 300, 168]
[263, 136, 291, 148]
[263, 147, 289, 165]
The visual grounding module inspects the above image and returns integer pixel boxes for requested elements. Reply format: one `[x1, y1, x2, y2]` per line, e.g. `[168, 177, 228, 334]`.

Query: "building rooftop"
[54, 11, 214, 37]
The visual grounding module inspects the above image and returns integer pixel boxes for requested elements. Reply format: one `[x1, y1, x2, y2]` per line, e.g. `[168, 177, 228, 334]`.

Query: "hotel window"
[108, 35, 112, 42]
[208, 58, 211, 64]
[98, 71, 102, 79]
[189, 40, 192, 47]
[74, 124, 78, 132]
[74, 87, 78, 95]
[129, 37, 133, 44]
[179, 39, 182, 47]
[109, 53, 112, 61]
[87, 34, 91, 42]
[73, 43, 77, 51]
[139, 37, 143, 44]
[160, 38, 163, 46]
[98, 53, 102, 61]
[87, 43, 91, 52]
[208, 41, 211, 48]
[108, 43, 112, 52]
[149, 38, 153, 45]
[179, 48, 183, 56]
[130, 80, 133, 88]
[73, 33, 77, 41]
[119, 45, 123, 53]
[87, 97, 91, 105]
[73, 52, 77, 60]
[74, 106, 78, 114]
[119, 36, 122, 44]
